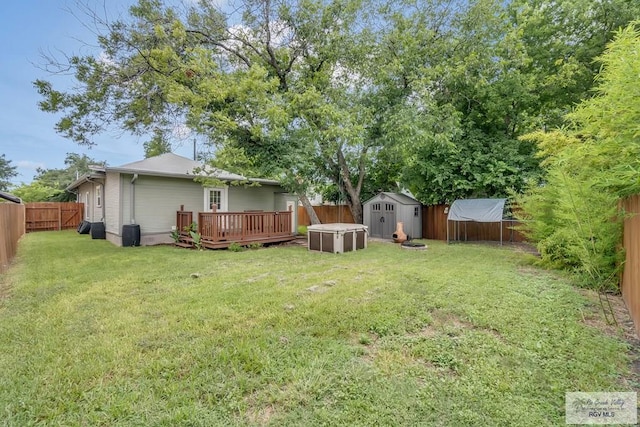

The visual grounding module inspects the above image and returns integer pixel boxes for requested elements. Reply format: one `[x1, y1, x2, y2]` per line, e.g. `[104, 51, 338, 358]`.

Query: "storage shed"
[363, 192, 422, 239]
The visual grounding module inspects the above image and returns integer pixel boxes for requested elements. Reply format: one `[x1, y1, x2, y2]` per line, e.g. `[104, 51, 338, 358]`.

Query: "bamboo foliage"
[516, 24, 640, 290]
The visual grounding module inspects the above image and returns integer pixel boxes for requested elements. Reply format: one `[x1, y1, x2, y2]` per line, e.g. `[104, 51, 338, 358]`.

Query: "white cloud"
[183, 0, 227, 8]
[172, 123, 192, 139]
[16, 160, 45, 170]
[228, 20, 296, 49]
[331, 62, 370, 92]
[228, 24, 253, 42]
[96, 51, 116, 67]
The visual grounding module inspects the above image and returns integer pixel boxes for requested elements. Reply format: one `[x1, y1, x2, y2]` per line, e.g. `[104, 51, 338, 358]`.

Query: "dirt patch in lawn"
[415, 309, 505, 342]
[245, 405, 276, 426]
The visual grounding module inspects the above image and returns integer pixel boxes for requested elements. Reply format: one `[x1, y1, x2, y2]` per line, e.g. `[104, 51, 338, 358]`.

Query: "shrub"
[228, 242, 244, 252]
[516, 24, 640, 292]
[189, 231, 203, 250]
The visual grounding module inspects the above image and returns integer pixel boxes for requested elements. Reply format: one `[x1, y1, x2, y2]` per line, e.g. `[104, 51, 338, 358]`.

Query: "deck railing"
[197, 210, 293, 243]
[176, 207, 193, 236]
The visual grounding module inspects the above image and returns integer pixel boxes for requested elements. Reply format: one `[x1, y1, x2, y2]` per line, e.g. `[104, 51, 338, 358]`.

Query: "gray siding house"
[67, 153, 298, 246]
[363, 192, 422, 240]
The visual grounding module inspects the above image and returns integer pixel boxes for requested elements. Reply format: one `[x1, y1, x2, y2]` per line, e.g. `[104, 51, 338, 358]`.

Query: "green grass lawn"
[0, 231, 634, 426]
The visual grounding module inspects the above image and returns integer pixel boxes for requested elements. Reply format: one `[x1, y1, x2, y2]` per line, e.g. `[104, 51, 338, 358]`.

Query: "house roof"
[67, 153, 280, 191]
[64, 169, 107, 192]
[108, 153, 247, 181]
[0, 190, 22, 204]
[364, 191, 421, 206]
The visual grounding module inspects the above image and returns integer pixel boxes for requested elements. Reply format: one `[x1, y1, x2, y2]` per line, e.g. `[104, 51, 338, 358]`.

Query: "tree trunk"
[348, 198, 363, 224]
[336, 148, 365, 224]
[299, 193, 321, 225]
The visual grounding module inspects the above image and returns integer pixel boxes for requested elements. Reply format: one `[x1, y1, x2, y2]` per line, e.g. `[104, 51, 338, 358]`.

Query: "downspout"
[130, 174, 138, 224]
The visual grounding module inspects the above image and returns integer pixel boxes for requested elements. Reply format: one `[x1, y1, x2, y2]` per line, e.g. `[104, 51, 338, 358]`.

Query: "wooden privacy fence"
[422, 204, 525, 242]
[1, 203, 25, 273]
[621, 195, 640, 336]
[25, 202, 84, 232]
[297, 203, 523, 241]
[298, 205, 355, 226]
[423, 205, 449, 240]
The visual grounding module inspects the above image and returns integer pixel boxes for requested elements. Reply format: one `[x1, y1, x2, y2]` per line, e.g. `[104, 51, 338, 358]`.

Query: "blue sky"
[0, 1, 196, 185]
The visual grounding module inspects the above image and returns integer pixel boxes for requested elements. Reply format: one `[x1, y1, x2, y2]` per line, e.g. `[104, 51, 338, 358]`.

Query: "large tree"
[36, 0, 640, 216]
[35, 0, 385, 223]
[0, 154, 18, 191]
[508, 0, 640, 130]
[371, 0, 541, 204]
[143, 129, 172, 158]
[384, 0, 639, 204]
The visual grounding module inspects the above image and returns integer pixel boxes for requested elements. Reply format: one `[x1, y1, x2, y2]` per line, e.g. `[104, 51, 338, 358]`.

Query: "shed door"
[370, 202, 396, 238]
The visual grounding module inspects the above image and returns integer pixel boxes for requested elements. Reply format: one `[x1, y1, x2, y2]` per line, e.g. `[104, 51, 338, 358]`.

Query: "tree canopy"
[34, 0, 640, 221]
[12, 153, 105, 202]
[0, 154, 18, 192]
[516, 22, 640, 290]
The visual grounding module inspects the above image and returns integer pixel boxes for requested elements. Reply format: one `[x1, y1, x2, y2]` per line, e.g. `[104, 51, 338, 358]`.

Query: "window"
[204, 187, 228, 212]
[414, 206, 419, 217]
[96, 185, 102, 208]
[85, 192, 90, 220]
[209, 190, 221, 210]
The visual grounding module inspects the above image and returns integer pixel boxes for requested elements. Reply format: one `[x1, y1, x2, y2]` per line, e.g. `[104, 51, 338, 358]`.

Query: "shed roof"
[447, 198, 506, 223]
[364, 192, 421, 206]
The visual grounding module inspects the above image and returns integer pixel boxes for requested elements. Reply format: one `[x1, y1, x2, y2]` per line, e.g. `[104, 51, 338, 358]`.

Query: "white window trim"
[96, 185, 102, 208]
[204, 187, 228, 212]
[85, 191, 90, 220]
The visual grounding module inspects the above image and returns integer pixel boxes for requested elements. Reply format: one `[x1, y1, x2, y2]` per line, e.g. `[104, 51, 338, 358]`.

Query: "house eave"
[106, 168, 201, 180]
[0, 191, 22, 204]
[106, 167, 281, 186]
[66, 171, 106, 192]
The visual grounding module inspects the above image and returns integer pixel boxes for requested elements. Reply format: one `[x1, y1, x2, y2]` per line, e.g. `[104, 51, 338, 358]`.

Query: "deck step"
[174, 242, 193, 248]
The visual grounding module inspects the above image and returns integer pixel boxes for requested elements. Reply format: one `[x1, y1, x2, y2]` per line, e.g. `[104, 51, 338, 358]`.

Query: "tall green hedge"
[517, 23, 640, 291]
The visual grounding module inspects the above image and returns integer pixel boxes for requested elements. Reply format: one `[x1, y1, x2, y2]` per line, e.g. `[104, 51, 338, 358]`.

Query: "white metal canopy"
[446, 198, 507, 244]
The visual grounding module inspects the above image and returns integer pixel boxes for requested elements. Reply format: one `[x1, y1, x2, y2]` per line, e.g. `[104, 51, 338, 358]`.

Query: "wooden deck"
[176, 208, 295, 249]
